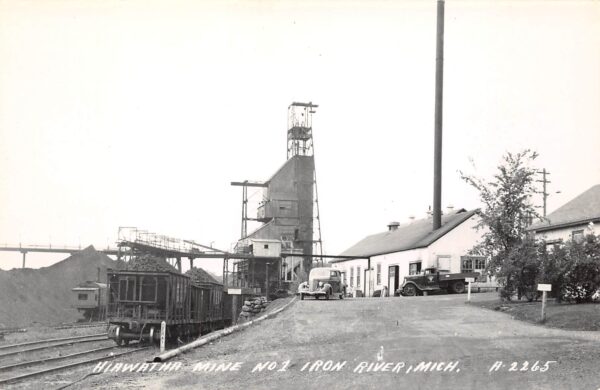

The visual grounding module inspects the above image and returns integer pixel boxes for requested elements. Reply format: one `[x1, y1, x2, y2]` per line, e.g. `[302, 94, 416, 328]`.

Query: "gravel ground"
[12, 293, 600, 390]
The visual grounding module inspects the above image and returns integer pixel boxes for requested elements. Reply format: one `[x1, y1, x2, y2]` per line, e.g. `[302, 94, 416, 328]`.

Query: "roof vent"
[387, 222, 400, 231]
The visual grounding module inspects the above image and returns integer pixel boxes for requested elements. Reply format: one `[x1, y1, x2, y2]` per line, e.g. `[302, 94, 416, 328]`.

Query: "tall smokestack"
[433, 0, 445, 230]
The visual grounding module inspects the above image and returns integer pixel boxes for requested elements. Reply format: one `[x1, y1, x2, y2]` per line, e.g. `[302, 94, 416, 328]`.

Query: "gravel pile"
[185, 267, 222, 287]
[238, 296, 269, 322]
[126, 255, 179, 273]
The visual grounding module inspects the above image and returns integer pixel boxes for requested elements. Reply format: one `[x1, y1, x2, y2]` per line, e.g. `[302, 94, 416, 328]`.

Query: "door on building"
[388, 265, 399, 295]
[364, 269, 374, 297]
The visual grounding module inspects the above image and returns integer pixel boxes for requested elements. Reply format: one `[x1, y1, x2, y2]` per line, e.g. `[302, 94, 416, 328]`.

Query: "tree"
[461, 150, 541, 299]
[537, 240, 569, 302]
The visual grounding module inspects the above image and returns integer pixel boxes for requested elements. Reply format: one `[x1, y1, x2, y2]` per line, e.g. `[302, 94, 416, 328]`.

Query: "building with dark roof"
[331, 208, 494, 296]
[528, 184, 600, 244]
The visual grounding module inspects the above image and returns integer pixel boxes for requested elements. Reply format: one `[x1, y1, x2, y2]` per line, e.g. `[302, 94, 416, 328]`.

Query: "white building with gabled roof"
[330, 208, 494, 297]
[528, 184, 600, 246]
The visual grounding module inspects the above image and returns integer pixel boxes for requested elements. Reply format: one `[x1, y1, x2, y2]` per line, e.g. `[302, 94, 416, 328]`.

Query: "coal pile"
[0, 246, 122, 327]
[126, 255, 179, 273]
[185, 267, 222, 286]
[238, 296, 269, 322]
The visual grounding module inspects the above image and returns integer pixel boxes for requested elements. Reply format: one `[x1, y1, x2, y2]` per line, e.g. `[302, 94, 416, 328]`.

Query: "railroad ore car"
[71, 281, 107, 321]
[106, 256, 232, 346]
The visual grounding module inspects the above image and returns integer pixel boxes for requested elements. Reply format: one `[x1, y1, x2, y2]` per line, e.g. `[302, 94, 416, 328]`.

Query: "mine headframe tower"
[287, 102, 323, 264]
[287, 102, 317, 159]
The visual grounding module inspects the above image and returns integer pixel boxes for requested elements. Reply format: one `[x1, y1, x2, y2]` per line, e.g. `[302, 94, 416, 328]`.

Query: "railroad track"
[0, 327, 27, 335]
[0, 333, 108, 354]
[54, 322, 108, 330]
[0, 344, 148, 386]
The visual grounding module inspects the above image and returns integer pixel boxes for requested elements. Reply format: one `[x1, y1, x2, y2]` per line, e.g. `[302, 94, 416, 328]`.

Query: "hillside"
[0, 246, 123, 328]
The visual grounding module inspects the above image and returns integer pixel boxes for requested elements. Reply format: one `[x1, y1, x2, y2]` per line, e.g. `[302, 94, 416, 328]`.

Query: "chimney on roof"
[447, 205, 454, 214]
[426, 206, 433, 219]
[387, 222, 400, 231]
[408, 215, 416, 223]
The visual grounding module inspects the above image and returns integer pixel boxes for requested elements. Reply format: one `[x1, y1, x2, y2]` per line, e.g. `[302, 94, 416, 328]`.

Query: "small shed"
[250, 239, 282, 257]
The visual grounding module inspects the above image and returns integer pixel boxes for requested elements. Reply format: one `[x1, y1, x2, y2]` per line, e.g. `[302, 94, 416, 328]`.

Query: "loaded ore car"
[106, 256, 231, 346]
[71, 281, 107, 321]
[186, 267, 233, 332]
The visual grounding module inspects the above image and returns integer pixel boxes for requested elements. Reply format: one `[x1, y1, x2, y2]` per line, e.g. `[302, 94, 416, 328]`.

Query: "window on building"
[474, 258, 486, 270]
[409, 262, 422, 275]
[350, 267, 354, 287]
[474, 258, 487, 282]
[462, 256, 487, 282]
[357, 266, 361, 288]
[78, 293, 88, 301]
[376, 263, 381, 285]
[461, 257, 473, 272]
[264, 244, 269, 249]
[572, 230, 584, 244]
[545, 240, 561, 253]
[437, 255, 451, 272]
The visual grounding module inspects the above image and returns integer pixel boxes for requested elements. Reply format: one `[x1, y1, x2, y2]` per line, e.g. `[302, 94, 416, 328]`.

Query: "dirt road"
[64, 293, 600, 389]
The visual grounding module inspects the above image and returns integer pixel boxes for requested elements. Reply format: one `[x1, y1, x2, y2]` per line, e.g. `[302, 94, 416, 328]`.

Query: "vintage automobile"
[398, 267, 480, 296]
[298, 267, 345, 300]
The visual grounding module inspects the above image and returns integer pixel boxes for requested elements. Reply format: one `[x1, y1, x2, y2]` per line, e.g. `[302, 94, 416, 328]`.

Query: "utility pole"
[265, 262, 271, 299]
[432, 0, 445, 230]
[535, 169, 560, 218]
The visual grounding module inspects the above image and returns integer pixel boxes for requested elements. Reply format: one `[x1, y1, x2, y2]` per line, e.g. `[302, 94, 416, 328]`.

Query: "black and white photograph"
[1, 0, 599, 389]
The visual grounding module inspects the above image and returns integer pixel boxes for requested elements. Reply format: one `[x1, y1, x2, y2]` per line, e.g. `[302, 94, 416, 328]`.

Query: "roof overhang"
[529, 217, 600, 233]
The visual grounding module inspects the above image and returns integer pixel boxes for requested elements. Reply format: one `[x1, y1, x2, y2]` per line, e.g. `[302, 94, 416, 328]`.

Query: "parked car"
[298, 267, 345, 300]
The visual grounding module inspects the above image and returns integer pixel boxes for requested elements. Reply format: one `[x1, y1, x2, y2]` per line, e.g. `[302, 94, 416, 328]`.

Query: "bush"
[563, 261, 600, 303]
[560, 231, 600, 303]
[493, 228, 600, 303]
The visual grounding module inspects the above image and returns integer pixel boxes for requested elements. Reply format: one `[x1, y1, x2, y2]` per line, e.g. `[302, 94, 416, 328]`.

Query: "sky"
[1, 0, 599, 274]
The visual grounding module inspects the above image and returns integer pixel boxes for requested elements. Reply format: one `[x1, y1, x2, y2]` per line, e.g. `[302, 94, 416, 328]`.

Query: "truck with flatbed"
[398, 267, 480, 296]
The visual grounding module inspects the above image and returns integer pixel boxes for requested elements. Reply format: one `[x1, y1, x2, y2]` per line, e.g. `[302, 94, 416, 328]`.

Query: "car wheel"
[339, 293, 343, 300]
[326, 290, 330, 300]
[300, 293, 304, 300]
[403, 284, 417, 296]
[452, 281, 465, 294]
[315, 294, 319, 300]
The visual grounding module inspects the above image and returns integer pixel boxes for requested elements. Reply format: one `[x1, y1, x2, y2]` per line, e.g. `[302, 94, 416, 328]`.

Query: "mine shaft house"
[331, 208, 496, 297]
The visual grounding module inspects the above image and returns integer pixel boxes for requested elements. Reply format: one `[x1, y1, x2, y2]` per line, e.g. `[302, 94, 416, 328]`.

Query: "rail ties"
[0, 334, 109, 358]
[0, 333, 108, 351]
[0, 345, 116, 372]
[0, 328, 27, 335]
[54, 322, 108, 330]
[0, 346, 148, 386]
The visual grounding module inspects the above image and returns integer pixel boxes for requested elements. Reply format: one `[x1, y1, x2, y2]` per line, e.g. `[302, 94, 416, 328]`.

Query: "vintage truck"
[398, 267, 480, 296]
